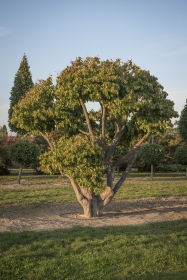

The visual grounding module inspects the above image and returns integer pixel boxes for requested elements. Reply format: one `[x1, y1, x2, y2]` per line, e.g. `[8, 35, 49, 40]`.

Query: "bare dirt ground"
[1, 185, 187, 233]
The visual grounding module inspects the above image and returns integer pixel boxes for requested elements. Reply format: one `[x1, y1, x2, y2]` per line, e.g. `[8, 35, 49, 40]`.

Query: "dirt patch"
[1, 192, 187, 232]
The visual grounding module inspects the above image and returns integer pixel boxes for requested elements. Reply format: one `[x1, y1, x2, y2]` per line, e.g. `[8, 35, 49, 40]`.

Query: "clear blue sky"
[0, 0, 187, 134]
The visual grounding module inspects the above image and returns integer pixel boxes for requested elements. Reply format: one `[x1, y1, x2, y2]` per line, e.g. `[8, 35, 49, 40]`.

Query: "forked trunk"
[66, 134, 149, 217]
[67, 175, 114, 218]
[77, 186, 114, 218]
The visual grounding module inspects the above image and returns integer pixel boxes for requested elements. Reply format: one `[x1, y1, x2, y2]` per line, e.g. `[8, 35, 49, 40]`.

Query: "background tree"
[148, 125, 184, 172]
[8, 54, 33, 134]
[178, 99, 187, 141]
[0, 125, 8, 136]
[10, 141, 40, 184]
[134, 124, 183, 172]
[139, 143, 165, 180]
[0, 127, 9, 175]
[10, 57, 178, 217]
[28, 136, 49, 174]
[174, 146, 187, 179]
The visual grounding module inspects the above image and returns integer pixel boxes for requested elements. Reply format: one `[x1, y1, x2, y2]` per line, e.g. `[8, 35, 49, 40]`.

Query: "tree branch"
[113, 149, 139, 195]
[66, 175, 85, 202]
[78, 128, 90, 136]
[39, 131, 54, 149]
[112, 132, 150, 168]
[101, 104, 106, 141]
[79, 98, 95, 140]
[103, 124, 126, 163]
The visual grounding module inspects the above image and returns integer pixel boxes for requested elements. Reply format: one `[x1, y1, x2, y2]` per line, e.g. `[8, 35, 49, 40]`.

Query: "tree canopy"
[0, 130, 9, 175]
[10, 57, 178, 216]
[0, 125, 8, 136]
[178, 99, 187, 141]
[8, 54, 33, 134]
[10, 141, 40, 184]
[174, 146, 187, 179]
[139, 143, 165, 166]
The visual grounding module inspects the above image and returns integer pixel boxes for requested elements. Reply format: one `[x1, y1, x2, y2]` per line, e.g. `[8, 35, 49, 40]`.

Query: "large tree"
[8, 54, 33, 134]
[10, 57, 178, 217]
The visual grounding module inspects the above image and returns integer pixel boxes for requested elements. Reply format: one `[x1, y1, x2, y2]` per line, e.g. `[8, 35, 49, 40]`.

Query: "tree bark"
[17, 164, 23, 184]
[79, 98, 95, 140]
[67, 175, 115, 217]
[150, 164, 154, 181]
[107, 164, 113, 188]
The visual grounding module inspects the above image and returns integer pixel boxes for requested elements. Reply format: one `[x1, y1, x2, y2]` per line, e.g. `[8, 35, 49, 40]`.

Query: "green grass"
[1, 180, 187, 206]
[0, 185, 75, 206]
[0, 170, 186, 186]
[115, 181, 187, 200]
[1, 172, 187, 279]
[0, 171, 64, 185]
[1, 220, 187, 279]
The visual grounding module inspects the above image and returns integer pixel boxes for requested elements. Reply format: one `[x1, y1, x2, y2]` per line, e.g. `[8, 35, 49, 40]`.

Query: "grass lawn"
[1, 220, 187, 280]
[0, 169, 186, 185]
[1, 180, 187, 206]
[1, 172, 187, 279]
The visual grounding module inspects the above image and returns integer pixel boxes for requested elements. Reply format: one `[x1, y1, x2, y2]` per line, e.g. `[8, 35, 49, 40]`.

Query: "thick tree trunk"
[67, 175, 114, 217]
[67, 152, 140, 217]
[78, 186, 114, 218]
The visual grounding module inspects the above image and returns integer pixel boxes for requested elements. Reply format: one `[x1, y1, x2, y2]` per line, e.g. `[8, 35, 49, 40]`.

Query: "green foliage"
[139, 143, 165, 166]
[174, 146, 187, 166]
[56, 57, 177, 135]
[10, 57, 178, 191]
[0, 125, 8, 136]
[156, 163, 186, 173]
[10, 141, 40, 167]
[28, 136, 49, 174]
[8, 54, 33, 134]
[40, 135, 105, 191]
[0, 132, 9, 175]
[155, 129, 183, 165]
[178, 99, 187, 140]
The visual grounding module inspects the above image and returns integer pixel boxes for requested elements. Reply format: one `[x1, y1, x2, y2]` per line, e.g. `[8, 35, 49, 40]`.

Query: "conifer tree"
[8, 54, 33, 134]
[0, 125, 8, 136]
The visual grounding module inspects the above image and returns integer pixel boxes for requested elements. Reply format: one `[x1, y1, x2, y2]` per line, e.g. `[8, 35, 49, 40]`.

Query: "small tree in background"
[8, 54, 33, 134]
[10, 141, 40, 184]
[174, 100, 187, 178]
[0, 127, 9, 175]
[0, 125, 8, 136]
[178, 99, 187, 141]
[28, 136, 49, 174]
[139, 143, 165, 180]
[174, 146, 187, 179]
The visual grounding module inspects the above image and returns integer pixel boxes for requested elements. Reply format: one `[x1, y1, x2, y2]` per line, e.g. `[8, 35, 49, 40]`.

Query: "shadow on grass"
[0, 219, 187, 280]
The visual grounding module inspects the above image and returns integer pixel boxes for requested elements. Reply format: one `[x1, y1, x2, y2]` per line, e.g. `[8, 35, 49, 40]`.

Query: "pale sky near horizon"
[0, 0, 187, 134]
